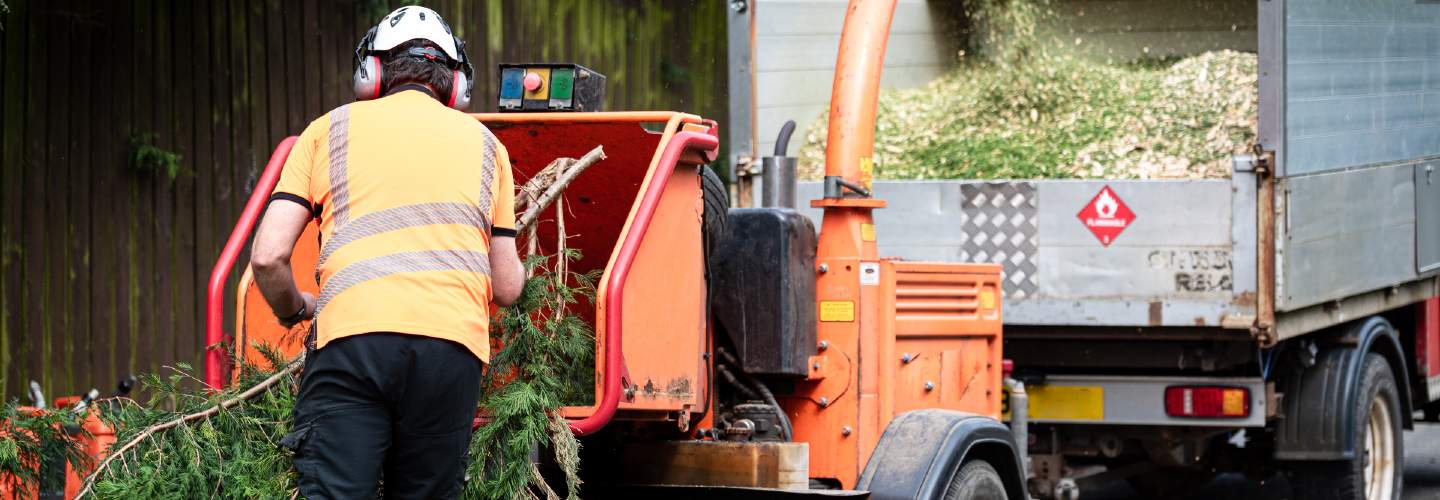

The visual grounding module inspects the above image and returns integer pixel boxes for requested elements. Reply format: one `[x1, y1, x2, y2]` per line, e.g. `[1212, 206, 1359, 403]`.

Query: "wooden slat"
[160, 0, 190, 372]
[191, 0, 215, 363]
[151, 0, 175, 382]
[68, 1, 97, 395]
[45, 0, 72, 395]
[23, 0, 48, 396]
[114, 0, 136, 381]
[0, 0, 27, 400]
[89, 1, 119, 396]
[620, 440, 810, 490]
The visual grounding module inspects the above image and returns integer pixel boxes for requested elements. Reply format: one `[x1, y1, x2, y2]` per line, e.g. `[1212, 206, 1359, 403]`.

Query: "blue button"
[500, 68, 525, 99]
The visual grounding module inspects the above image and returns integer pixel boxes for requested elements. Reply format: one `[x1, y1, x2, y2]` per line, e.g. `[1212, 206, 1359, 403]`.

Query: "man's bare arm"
[252, 202, 316, 325]
[489, 235, 524, 306]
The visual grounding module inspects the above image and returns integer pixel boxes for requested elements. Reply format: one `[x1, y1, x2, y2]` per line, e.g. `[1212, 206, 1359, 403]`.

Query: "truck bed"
[800, 160, 1439, 340]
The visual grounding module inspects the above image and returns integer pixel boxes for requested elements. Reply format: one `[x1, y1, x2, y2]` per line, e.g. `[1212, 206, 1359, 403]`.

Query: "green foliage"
[0, 402, 90, 498]
[466, 250, 595, 500]
[127, 133, 184, 181]
[88, 345, 300, 498]
[42, 256, 594, 499]
[798, 0, 1257, 181]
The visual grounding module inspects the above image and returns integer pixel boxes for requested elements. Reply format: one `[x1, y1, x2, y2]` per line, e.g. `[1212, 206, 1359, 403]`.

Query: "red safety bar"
[569, 130, 719, 435]
[204, 136, 299, 388]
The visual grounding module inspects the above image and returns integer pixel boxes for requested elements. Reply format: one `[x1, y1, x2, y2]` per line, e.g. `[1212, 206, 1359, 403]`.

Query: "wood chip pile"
[798, 50, 1258, 180]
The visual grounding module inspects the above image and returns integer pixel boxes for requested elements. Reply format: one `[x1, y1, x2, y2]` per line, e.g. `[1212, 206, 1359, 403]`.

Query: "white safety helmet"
[352, 6, 474, 110]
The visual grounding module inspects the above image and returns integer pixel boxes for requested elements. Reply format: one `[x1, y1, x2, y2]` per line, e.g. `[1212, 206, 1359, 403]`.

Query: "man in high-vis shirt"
[250, 6, 522, 498]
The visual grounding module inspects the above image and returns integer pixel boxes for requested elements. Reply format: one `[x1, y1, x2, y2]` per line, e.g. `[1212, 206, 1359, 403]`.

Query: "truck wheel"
[700, 165, 729, 259]
[942, 461, 1008, 500]
[1288, 353, 1403, 500]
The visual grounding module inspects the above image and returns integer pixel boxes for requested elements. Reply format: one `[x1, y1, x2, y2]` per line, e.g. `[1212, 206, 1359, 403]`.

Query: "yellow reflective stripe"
[477, 124, 497, 217]
[317, 249, 490, 312]
[316, 202, 489, 269]
[327, 105, 354, 228]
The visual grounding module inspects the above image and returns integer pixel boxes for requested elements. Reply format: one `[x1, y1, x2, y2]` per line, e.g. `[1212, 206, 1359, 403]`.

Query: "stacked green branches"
[0, 402, 90, 498]
[466, 250, 596, 500]
[2, 252, 596, 499]
[87, 351, 302, 498]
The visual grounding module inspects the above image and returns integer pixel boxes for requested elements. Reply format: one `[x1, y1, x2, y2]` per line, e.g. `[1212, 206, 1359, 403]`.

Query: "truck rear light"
[1165, 386, 1249, 418]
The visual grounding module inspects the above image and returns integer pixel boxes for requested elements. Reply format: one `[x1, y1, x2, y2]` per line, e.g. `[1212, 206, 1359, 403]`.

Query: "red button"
[523, 72, 543, 92]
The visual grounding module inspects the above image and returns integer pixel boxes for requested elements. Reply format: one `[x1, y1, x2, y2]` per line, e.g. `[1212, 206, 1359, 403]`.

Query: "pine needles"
[85, 349, 303, 499]
[465, 251, 596, 500]
[0, 254, 598, 499]
[0, 402, 89, 498]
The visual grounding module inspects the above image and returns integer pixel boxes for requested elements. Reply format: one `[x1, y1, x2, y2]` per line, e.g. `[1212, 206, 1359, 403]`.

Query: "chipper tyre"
[700, 165, 729, 258]
[942, 461, 1008, 500]
[1287, 353, 1403, 500]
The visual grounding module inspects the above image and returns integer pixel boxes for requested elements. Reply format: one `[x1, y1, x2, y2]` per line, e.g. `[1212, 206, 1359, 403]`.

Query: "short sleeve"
[491, 143, 518, 237]
[270, 117, 325, 216]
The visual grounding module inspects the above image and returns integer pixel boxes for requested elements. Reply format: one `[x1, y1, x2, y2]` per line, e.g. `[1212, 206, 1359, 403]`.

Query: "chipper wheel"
[942, 461, 1008, 500]
[700, 165, 729, 258]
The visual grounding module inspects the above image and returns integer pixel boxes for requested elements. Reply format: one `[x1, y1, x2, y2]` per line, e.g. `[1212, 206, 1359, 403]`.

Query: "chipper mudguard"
[858, 409, 1027, 500]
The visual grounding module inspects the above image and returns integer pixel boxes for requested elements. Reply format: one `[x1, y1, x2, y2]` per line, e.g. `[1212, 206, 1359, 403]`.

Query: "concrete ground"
[1080, 423, 1440, 500]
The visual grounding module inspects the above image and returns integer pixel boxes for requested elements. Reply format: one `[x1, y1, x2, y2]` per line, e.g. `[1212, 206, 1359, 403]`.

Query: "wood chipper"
[206, 0, 1029, 498]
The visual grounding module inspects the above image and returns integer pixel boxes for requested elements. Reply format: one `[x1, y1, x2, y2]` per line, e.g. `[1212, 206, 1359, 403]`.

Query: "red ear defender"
[449, 69, 461, 108]
[448, 68, 471, 110]
[369, 55, 383, 99]
[353, 54, 385, 101]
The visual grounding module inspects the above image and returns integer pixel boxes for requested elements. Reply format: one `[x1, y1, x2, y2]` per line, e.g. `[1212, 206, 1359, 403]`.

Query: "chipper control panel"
[497, 63, 605, 112]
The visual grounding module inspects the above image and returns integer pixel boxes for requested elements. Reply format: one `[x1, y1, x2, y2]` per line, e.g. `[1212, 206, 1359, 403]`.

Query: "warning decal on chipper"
[819, 301, 856, 322]
[1076, 185, 1135, 247]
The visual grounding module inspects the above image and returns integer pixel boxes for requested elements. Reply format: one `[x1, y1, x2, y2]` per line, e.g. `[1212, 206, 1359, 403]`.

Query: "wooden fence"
[0, 0, 728, 400]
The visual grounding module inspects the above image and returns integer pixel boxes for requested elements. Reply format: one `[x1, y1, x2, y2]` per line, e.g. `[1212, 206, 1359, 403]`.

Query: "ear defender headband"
[351, 26, 475, 110]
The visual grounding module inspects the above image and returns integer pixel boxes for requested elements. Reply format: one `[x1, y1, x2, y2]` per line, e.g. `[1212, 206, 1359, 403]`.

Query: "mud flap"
[1274, 316, 1414, 460]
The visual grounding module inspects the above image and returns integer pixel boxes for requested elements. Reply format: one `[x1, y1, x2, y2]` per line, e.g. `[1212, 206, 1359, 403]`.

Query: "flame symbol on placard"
[1096, 190, 1119, 219]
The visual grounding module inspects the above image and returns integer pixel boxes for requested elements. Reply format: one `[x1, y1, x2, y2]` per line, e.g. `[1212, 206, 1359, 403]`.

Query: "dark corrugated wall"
[0, 0, 728, 400]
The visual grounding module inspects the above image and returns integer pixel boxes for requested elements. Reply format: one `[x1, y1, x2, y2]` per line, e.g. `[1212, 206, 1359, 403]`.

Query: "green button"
[550, 68, 575, 100]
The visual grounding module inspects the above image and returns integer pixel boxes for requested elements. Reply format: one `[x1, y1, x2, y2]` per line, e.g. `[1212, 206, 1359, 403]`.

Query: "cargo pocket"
[280, 419, 324, 497]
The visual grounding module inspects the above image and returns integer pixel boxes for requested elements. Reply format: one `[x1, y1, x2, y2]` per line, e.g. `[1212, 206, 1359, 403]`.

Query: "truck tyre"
[700, 165, 729, 258]
[942, 461, 1008, 500]
[1288, 353, 1403, 500]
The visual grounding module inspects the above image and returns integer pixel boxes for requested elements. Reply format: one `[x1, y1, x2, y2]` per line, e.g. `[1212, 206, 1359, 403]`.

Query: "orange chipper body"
[219, 0, 1000, 490]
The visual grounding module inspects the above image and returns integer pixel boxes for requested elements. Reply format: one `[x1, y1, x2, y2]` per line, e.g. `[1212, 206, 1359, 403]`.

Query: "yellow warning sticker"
[859, 156, 875, 190]
[860, 223, 876, 242]
[979, 290, 996, 310]
[819, 301, 856, 322]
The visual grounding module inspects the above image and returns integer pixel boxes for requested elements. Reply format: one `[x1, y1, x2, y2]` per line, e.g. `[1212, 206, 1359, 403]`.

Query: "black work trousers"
[282, 333, 482, 500]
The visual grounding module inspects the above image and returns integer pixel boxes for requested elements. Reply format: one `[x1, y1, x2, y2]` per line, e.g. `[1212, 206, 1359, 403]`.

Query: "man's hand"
[280, 292, 318, 328]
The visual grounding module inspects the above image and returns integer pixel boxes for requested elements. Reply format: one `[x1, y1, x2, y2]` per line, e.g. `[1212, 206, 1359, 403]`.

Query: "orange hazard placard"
[1077, 185, 1135, 247]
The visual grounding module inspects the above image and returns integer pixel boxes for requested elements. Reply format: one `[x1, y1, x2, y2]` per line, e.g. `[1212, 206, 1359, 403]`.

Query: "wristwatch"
[279, 301, 309, 327]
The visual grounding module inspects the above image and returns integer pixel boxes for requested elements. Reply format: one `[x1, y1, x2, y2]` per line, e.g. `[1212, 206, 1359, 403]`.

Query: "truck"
[773, 0, 1440, 499]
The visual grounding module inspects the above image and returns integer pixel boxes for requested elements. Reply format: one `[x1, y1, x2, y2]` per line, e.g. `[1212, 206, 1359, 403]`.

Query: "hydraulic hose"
[717, 347, 794, 441]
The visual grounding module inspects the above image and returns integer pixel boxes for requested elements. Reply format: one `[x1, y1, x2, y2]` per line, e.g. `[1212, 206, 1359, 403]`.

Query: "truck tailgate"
[800, 177, 1257, 329]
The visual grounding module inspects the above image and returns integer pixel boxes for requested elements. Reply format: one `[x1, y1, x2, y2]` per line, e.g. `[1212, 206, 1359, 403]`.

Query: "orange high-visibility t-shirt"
[271, 89, 516, 361]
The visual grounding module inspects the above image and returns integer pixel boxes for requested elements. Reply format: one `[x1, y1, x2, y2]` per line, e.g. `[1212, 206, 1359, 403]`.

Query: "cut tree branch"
[76, 359, 305, 499]
[517, 146, 605, 231]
